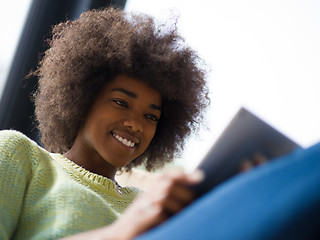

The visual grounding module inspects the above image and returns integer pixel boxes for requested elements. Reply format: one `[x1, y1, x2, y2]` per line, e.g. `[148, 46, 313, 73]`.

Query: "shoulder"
[0, 130, 46, 168]
[0, 129, 30, 142]
[0, 130, 38, 151]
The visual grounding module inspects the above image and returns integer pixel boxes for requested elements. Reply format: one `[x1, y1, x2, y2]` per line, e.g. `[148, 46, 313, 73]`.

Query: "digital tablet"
[192, 107, 301, 196]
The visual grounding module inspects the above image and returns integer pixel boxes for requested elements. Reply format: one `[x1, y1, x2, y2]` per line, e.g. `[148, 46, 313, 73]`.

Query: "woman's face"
[78, 75, 162, 168]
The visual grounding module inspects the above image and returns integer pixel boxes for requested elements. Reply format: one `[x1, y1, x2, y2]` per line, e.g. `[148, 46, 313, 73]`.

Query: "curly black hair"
[33, 7, 210, 172]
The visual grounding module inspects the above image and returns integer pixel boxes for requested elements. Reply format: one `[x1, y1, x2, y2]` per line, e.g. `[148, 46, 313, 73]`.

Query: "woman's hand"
[110, 170, 204, 239]
[62, 170, 203, 240]
[239, 152, 268, 172]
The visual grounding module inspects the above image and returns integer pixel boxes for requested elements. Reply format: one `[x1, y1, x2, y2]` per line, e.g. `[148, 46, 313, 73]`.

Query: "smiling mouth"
[112, 133, 136, 148]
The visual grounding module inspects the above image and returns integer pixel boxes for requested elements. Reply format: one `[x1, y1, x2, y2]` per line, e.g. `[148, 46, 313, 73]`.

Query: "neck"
[64, 140, 118, 181]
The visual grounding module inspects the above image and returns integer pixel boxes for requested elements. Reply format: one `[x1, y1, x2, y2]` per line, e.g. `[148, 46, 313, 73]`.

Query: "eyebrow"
[112, 88, 162, 111]
[112, 88, 137, 98]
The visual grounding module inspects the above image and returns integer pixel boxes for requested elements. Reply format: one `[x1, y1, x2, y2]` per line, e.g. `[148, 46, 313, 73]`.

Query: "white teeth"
[113, 133, 135, 147]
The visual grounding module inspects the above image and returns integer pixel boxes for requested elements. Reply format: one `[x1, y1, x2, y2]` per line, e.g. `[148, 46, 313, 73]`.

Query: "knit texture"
[0, 130, 139, 240]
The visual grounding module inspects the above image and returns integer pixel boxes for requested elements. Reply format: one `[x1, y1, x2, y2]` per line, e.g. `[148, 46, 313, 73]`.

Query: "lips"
[112, 132, 138, 148]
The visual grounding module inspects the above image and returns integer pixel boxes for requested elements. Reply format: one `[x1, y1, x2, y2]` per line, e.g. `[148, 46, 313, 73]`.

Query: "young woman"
[0, 7, 209, 240]
[2, 6, 320, 240]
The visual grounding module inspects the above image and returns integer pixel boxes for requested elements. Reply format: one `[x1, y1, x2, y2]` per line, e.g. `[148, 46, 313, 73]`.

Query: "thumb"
[184, 169, 205, 185]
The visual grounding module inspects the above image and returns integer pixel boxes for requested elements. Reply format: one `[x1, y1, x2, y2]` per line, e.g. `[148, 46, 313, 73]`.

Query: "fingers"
[112, 171, 203, 239]
[138, 169, 204, 217]
[253, 152, 268, 165]
[113, 169, 204, 239]
[148, 170, 204, 215]
[239, 152, 268, 172]
[110, 194, 166, 239]
[239, 158, 254, 172]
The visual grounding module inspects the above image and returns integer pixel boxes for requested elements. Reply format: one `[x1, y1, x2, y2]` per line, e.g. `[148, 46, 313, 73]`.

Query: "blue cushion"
[137, 143, 320, 240]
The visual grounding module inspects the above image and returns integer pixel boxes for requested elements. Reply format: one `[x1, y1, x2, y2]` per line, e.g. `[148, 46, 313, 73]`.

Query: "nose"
[123, 117, 143, 133]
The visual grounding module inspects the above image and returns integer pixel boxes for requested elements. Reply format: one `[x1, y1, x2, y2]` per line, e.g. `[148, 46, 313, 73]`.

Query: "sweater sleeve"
[0, 130, 33, 240]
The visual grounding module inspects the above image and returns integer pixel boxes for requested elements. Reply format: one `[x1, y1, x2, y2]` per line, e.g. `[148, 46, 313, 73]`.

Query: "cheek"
[144, 125, 158, 146]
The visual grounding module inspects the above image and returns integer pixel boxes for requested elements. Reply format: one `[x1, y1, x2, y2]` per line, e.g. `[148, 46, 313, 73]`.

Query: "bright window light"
[0, 0, 32, 96]
[125, 0, 320, 170]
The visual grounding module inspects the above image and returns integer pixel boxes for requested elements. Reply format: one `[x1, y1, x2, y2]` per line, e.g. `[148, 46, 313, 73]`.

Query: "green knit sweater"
[0, 130, 139, 240]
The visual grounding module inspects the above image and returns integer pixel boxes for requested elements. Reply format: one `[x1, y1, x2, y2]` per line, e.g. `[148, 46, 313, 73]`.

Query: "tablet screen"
[192, 108, 301, 196]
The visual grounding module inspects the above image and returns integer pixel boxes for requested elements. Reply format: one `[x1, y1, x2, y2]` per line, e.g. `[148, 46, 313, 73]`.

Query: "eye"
[112, 99, 128, 108]
[145, 113, 159, 122]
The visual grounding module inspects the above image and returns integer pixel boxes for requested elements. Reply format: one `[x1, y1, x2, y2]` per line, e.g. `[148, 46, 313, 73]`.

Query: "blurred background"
[1, 0, 319, 172]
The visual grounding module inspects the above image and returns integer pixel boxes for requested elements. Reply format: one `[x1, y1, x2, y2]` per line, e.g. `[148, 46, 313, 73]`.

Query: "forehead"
[102, 75, 162, 105]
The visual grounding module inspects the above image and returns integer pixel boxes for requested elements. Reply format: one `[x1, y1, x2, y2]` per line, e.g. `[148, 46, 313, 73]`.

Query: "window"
[0, 0, 32, 96]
